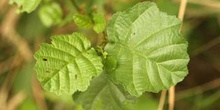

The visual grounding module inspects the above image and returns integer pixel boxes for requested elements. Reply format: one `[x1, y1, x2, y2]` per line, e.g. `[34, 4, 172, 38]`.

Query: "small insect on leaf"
[43, 58, 47, 61]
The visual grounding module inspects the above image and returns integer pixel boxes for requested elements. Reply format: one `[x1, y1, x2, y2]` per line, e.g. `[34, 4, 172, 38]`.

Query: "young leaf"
[34, 33, 103, 95]
[10, 0, 41, 13]
[74, 73, 135, 110]
[38, 2, 63, 27]
[104, 56, 117, 73]
[105, 2, 189, 96]
[92, 13, 106, 33]
[73, 14, 93, 28]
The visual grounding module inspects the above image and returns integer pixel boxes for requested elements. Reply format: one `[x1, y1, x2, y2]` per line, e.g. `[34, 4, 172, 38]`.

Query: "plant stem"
[178, 0, 188, 21]
[158, 90, 167, 110]
[169, 86, 175, 110]
[70, 0, 81, 13]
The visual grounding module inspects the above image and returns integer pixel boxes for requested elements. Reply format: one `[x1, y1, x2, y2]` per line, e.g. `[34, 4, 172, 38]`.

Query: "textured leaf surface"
[105, 2, 189, 96]
[73, 14, 93, 28]
[10, 0, 41, 13]
[74, 74, 134, 110]
[34, 33, 103, 95]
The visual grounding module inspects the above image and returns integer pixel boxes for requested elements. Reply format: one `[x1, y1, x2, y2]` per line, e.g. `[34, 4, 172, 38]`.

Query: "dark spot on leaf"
[75, 75, 78, 79]
[46, 71, 50, 73]
[133, 33, 135, 35]
[43, 58, 47, 61]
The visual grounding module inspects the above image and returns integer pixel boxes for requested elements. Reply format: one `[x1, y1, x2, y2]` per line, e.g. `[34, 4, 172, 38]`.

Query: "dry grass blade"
[6, 91, 27, 110]
[158, 90, 167, 110]
[0, 7, 32, 62]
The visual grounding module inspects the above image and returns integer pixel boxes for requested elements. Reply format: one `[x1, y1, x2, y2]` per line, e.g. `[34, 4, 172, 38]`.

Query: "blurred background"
[0, 0, 220, 110]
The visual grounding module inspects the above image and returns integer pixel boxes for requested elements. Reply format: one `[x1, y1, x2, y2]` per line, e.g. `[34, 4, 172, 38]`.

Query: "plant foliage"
[38, 2, 62, 27]
[105, 2, 189, 96]
[73, 13, 106, 33]
[34, 33, 103, 95]
[34, 1, 189, 110]
[74, 73, 134, 110]
[10, 0, 41, 13]
[92, 13, 106, 33]
[73, 14, 93, 28]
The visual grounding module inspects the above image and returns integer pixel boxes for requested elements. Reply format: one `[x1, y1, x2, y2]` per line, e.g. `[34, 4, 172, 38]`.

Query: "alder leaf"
[74, 73, 135, 110]
[10, 0, 41, 13]
[105, 2, 189, 96]
[34, 33, 103, 95]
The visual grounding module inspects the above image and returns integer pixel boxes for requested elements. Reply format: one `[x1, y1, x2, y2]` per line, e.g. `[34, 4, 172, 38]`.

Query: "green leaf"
[105, 2, 189, 96]
[38, 2, 63, 27]
[74, 73, 135, 110]
[104, 56, 117, 73]
[10, 0, 41, 13]
[34, 33, 103, 95]
[73, 14, 93, 28]
[92, 13, 106, 33]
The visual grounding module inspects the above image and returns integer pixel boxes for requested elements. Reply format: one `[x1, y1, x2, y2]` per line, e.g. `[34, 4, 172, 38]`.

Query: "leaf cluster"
[31, 1, 189, 110]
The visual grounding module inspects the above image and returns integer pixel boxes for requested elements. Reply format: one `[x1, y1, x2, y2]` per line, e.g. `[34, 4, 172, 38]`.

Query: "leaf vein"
[133, 23, 180, 48]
